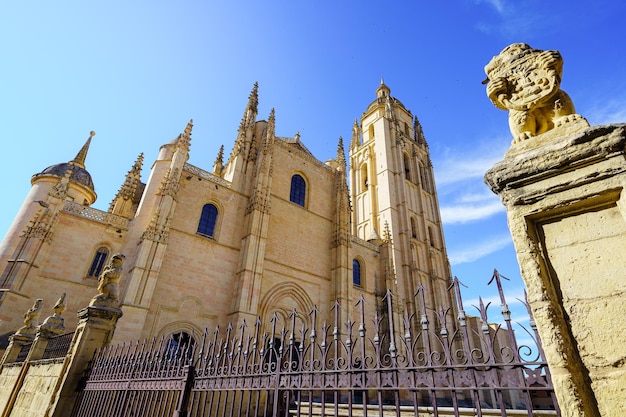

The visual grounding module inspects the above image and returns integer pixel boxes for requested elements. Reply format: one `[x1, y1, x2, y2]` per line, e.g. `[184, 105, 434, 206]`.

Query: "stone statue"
[90, 253, 125, 308]
[15, 298, 44, 336]
[40, 293, 66, 336]
[484, 43, 584, 143]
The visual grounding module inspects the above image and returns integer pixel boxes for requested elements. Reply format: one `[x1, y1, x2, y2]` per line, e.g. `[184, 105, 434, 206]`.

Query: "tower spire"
[69, 131, 95, 169]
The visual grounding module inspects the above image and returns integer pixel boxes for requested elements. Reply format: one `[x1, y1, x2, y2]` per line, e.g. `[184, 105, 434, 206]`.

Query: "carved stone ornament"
[15, 298, 44, 336]
[39, 293, 66, 336]
[90, 254, 125, 308]
[484, 43, 588, 145]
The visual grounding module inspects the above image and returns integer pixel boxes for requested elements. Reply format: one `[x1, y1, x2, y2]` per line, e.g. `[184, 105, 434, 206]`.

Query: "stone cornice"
[485, 124, 626, 197]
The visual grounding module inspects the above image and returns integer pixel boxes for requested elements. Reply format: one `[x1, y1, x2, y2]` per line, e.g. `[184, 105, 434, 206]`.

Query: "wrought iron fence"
[72, 271, 560, 417]
[42, 331, 75, 359]
[13, 342, 32, 363]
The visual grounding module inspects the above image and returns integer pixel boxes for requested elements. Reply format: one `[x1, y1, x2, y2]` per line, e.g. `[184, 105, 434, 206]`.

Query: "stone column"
[485, 124, 626, 417]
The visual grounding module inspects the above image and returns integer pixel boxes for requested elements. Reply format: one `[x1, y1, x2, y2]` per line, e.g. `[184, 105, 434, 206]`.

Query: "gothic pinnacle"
[336, 136, 346, 171]
[267, 108, 275, 134]
[214, 145, 224, 166]
[184, 119, 193, 137]
[69, 130, 95, 169]
[413, 116, 427, 146]
[248, 82, 259, 114]
[213, 144, 224, 175]
[350, 119, 360, 150]
[178, 119, 193, 151]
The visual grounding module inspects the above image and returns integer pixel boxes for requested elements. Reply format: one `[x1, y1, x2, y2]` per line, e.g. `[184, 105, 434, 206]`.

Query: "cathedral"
[0, 82, 456, 346]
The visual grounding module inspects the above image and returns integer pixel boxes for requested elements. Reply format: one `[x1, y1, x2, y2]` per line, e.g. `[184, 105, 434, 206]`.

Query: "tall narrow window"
[403, 153, 411, 181]
[353, 259, 361, 286]
[88, 247, 109, 278]
[428, 226, 436, 248]
[361, 163, 368, 192]
[411, 217, 417, 239]
[290, 174, 306, 207]
[197, 203, 218, 237]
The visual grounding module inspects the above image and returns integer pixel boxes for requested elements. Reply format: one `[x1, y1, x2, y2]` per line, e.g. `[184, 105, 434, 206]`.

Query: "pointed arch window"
[290, 174, 306, 207]
[353, 259, 362, 286]
[88, 247, 109, 278]
[165, 331, 195, 358]
[197, 203, 218, 237]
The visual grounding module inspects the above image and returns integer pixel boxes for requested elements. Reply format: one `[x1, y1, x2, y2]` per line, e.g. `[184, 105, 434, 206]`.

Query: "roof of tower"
[32, 131, 95, 191]
[365, 82, 408, 114]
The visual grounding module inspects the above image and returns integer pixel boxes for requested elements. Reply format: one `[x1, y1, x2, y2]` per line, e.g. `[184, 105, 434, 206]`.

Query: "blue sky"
[1, 1, 625, 328]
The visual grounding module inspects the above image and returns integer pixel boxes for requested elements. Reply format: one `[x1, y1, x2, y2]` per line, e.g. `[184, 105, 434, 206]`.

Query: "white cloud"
[475, 0, 505, 14]
[586, 99, 626, 125]
[441, 200, 504, 224]
[435, 154, 502, 187]
[448, 234, 511, 265]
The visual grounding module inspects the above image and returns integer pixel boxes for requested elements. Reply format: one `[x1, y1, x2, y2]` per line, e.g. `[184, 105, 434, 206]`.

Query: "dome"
[364, 81, 408, 114]
[33, 162, 95, 191]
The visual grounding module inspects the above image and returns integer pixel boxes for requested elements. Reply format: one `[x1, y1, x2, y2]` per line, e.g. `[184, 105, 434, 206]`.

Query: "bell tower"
[349, 81, 455, 325]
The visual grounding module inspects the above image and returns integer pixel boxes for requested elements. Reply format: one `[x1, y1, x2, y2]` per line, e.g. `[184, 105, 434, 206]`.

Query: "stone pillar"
[48, 305, 122, 417]
[485, 124, 626, 417]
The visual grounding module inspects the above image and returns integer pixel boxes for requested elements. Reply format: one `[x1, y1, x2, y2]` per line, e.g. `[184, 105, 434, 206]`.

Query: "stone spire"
[213, 145, 224, 175]
[69, 131, 95, 169]
[109, 153, 144, 216]
[226, 83, 260, 177]
[413, 116, 427, 146]
[177, 119, 193, 152]
[336, 136, 346, 171]
[243, 82, 259, 128]
[259, 108, 276, 168]
[350, 119, 361, 151]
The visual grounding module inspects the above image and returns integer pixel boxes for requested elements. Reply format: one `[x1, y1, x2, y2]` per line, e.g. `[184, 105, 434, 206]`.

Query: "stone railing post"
[47, 255, 126, 417]
[485, 124, 626, 417]
[483, 43, 625, 416]
[48, 305, 122, 417]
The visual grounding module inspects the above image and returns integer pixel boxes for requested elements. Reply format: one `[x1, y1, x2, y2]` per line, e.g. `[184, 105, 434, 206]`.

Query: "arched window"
[290, 174, 306, 207]
[428, 226, 437, 248]
[369, 125, 375, 140]
[361, 163, 368, 192]
[165, 331, 195, 358]
[353, 259, 362, 286]
[410, 217, 417, 239]
[197, 203, 218, 237]
[88, 247, 109, 278]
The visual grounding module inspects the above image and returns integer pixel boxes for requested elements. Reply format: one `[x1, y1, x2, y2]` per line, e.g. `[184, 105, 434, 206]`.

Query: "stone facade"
[0, 82, 454, 348]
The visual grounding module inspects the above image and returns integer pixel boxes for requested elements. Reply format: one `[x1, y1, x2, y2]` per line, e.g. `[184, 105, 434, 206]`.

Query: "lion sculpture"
[90, 253, 125, 307]
[484, 43, 583, 143]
